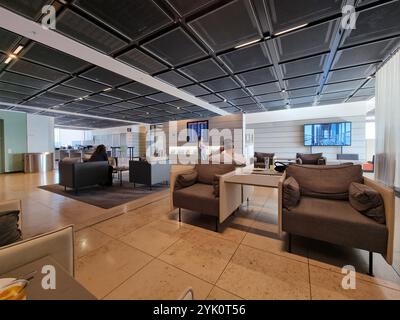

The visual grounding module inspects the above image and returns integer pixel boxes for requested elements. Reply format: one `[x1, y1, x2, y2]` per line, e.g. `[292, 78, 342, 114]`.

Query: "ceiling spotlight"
[275, 23, 308, 36]
[367, 75, 374, 80]
[103, 87, 113, 92]
[234, 39, 261, 49]
[281, 89, 286, 93]
[13, 45, 24, 55]
[177, 107, 181, 110]
[223, 99, 228, 103]
[4, 57, 13, 64]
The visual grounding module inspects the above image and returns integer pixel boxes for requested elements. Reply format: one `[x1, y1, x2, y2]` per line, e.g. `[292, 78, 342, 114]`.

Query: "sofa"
[129, 160, 170, 189]
[278, 164, 395, 275]
[59, 160, 109, 193]
[170, 164, 252, 231]
[253, 152, 276, 168]
[296, 153, 326, 165]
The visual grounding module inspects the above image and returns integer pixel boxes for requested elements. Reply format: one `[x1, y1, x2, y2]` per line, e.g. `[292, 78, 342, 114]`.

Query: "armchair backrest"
[195, 164, 236, 185]
[296, 153, 325, 165]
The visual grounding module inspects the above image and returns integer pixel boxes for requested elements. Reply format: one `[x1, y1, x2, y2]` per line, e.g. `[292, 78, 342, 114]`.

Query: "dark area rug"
[39, 183, 169, 209]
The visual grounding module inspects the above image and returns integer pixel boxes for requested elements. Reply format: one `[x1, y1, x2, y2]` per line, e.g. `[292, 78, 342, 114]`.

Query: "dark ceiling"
[0, 0, 399, 128]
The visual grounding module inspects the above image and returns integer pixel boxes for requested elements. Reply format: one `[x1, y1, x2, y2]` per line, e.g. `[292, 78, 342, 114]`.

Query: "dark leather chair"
[59, 160, 109, 193]
[296, 153, 326, 165]
[129, 160, 170, 189]
[253, 152, 275, 168]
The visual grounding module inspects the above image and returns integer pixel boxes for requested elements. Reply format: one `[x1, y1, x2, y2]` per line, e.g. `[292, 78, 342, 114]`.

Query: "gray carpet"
[39, 183, 169, 209]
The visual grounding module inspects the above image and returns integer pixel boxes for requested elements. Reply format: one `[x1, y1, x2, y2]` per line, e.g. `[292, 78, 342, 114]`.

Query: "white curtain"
[375, 49, 400, 194]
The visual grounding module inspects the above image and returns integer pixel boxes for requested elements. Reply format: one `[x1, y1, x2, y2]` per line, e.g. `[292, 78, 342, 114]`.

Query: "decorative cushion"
[0, 210, 22, 247]
[175, 170, 198, 190]
[283, 176, 300, 209]
[349, 182, 386, 224]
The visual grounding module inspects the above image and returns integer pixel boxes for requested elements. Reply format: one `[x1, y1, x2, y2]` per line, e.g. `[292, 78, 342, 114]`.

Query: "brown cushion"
[175, 170, 198, 190]
[0, 210, 22, 247]
[195, 164, 235, 185]
[349, 182, 386, 224]
[173, 183, 219, 216]
[283, 176, 300, 209]
[286, 164, 363, 200]
[296, 153, 323, 165]
[282, 197, 388, 254]
[255, 152, 275, 164]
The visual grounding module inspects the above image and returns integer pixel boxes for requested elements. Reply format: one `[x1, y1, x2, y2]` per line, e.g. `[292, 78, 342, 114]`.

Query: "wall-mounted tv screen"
[304, 122, 352, 146]
[187, 120, 208, 142]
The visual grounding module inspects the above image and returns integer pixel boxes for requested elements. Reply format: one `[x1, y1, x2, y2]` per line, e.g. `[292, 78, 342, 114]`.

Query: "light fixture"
[4, 45, 24, 64]
[4, 56, 13, 64]
[234, 39, 261, 49]
[13, 45, 24, 55]
[103, 87, 112, 92]
[275, 23, 308, 36]
[367, 75, 374, 80]
[177, 107, 181, 110]
[281, 89, 286, 93]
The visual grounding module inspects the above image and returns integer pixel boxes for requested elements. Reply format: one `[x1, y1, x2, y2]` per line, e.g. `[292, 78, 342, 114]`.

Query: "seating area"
[1, 0, 400, 305]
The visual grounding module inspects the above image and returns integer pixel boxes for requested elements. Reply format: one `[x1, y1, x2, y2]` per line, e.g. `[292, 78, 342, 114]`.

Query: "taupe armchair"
[296, 153, 326, 165]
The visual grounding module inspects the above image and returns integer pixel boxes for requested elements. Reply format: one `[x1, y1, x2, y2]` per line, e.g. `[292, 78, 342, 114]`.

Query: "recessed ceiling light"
[103, 87, 113, 92]
[4, 57, 13, 64]
[234, 39, 261, 49]
[223, 99, 228, 103]
[281, 89, 286, 93]
[275, 23, 308, 36]
[13, 45, 24, 55]
[177, 107, 180, 110]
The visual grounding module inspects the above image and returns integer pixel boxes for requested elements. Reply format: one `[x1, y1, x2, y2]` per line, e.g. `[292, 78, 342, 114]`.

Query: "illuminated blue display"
[304, 122, 352, 146]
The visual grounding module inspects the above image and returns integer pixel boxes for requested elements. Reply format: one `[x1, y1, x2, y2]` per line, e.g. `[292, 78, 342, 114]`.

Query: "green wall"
[0, 110, 27, 173]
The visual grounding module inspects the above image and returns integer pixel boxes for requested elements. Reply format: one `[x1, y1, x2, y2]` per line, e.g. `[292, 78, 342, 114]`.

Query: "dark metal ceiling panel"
[363, 78, 375, 88]
[332, 37, 400, 69]
[189, 0, 260, 52]
[219, 42, 271, 73]
[290, 96, 315, 105]
[353, 87, 375, 97]
[0, 89, 28, 100]
[327, 64, 378, 83]
[0, 71, 52, 90]
[230, 96, 255, 106]
[167, 100, 193, 108]
[102, 89, 138, 100]
[281, 54, 327, 78]
[116, 48, 168, 74]
[57, 9, 127, 54]
[21, 43, 88, 73]
[63, 77, 108, 93]
[236, 66, 277, 86]
[49, 85, 90, 98]
[179, 58, 227, 82]
[129, 96, 160, 106]
[167, 0, 216, 16]
[74, 0, 172, 41]
[284, 74, 322, 90]
[181, 84, 210, 96]
[319, 90, 353, 101]
[202, 76, 240, 91]
[254, 92, 284, 102]
[0, 27, 20, 53]
[0, 0, 50, 20]
[288, 86, 318, 98]
[247, 82, 281, 95]
[218, 88, 248, 100]
[147, 92, 178, 103]
[119, 82, 158, 96]
[341, 1, 400, 47]
[265, 0, 342, 34]
[275, 20, 337, 62]
[197, 93, 222, 103]
[156, 71, 193, 87]
[322, 79, 365, 94]
[183, 105, 206, 112]
[8, 60, 69, 82]
[86, 93, 120, 104]
[260, 100, 285, 108]
[80, 67, 130, 86]
[23, 96, 59, 107]
[347, 95, 372, 102]
[0, 82, 39, 95]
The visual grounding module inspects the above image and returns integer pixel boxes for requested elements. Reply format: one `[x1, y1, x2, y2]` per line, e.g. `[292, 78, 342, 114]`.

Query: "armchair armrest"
[170, 165, 195, 211]
[0, 199, 22, 229]
[364, 177, 395, 264]
[318, 157, 327, 165]
[277, 172, 287, 237]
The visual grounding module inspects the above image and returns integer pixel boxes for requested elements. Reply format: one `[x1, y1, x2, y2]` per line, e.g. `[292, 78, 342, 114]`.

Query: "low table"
[1, 256, 96, 300]
[114, 166, 129, 186]
[225, 167, 283, 188]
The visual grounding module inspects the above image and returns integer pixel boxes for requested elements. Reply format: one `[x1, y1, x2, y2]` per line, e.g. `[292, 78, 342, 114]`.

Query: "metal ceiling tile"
[74, 0, 172, 41]
[260, 100, 285, 108]
[284, 73, 322, 90]
[63, 77, 108, 93]
[0, 0, 50, 19]
[197, 93, 222, 103]
[353, 87, 375, 97]
[265, 0, 342, 34]
[21, 42, 88, 73]
[87, 93, 120, 104]
[147, 92, 178, 103]
[221, 106, 241, 113]
[327, 64, 378, 83]
[236, 66, 277, 86]
[57, 9, 127, 54]
[80, 67, 130, 86]
[363, 78, 375, 89]
[202, 76, 240, 92]
[167, 0, 216, 16]
[212, 101, 233, 108]
[181, 84, 210, 96]
[332, 37, 400, 69]
[290, 96, 315, 105]
[156, 71, 193, 87]
[0, 82, 39, 96]
[281, 54, 327, 78]
[183, 105, 206, 112]
[23, 96, 59, 107]
[219, 42, 271, 73]
[275, 20, 337, 62]
[39, 92, 74, 103]
[143, 28, 207, 66]
[254, 92, 284, 102]
[117, 48, 168, 74]
[341, 2, 400, 47]
[49, 85, 90, 98]
[347, 95, 373, 102]
[0, 89, 28, 100]
[129, 96, 160, 106]
[322, 79, 364, 94]
[189, 0, 260, 52]
[0, 27, 20, 53]
[102, 89, 138, 100]
[8, 59, 69, 82]
[288, 86, 318, 98]
[119, 82, 158, 96]
[247, 82, 281, 95]
[179, 58, 227, 82]
[317, 98, 346, 105]
[167, 100, 193, 108]
[219, 88, 248, 100]
[231, 96, 255, 106]
[319, 90, 353, 101]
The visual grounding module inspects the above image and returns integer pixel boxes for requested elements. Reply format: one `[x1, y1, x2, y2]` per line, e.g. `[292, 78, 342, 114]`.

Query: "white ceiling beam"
[0, 7, 229, 116]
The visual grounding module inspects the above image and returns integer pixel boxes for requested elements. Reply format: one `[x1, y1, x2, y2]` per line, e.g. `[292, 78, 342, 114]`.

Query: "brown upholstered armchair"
[253, 152, 276, 168]
[278, 164, 395, 276]
[296, 153, 326, 165]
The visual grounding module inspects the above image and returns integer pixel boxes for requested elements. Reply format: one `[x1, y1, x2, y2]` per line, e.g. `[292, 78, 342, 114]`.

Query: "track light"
[4, 45, 24, 64]
[13, 45, 24, 55]
[234, 39, 261, 49]
[275, 24, 308, 36]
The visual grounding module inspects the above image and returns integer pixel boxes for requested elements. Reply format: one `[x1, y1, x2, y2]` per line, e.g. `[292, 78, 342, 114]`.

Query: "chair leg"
[215, 217, 219, 232]
[369, 252, 374, 276]
[288, 233, 292, 253]
[178, 208, 181, 222]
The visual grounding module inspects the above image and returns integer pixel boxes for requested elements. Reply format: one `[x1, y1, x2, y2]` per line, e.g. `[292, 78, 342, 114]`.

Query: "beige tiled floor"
[2, 171, 400, 300]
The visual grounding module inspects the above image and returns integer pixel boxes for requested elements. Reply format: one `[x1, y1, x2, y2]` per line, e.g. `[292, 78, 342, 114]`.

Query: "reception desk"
[24, 152, 54, 173]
